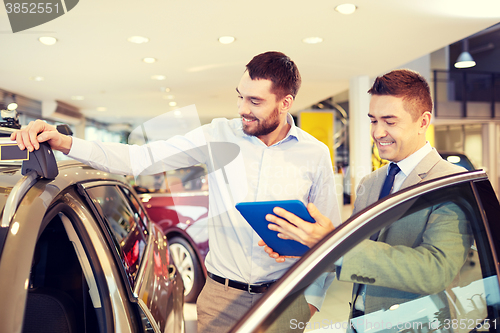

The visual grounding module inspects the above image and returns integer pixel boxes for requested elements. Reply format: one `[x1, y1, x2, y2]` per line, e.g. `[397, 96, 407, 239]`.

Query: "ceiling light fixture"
[4, 94, 18, 111]
[29, 76, 44, 81]
[163, 95, 175, 100]
[302, 37, 323, 44]
[143, 57, 156, 63]
[454, 39, 476, 69]
[151, 75, 166, 80]
[446, 155, 461, 164]
[127, 36, 149, 44]
[218, 36, 236, 44]
[38, 36, 57, 45]
[335, 3, 357, 15]
[97, 107, 107, 112]
[169, 101, 177, 107]
[71, 96, 84, 101]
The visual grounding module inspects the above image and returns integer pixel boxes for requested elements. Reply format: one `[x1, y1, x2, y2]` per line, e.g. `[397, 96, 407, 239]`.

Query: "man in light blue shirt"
[12, 51, 341, 332]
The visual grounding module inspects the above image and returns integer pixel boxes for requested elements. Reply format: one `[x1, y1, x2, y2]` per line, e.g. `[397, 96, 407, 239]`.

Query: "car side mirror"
[21, 142, 58, 179]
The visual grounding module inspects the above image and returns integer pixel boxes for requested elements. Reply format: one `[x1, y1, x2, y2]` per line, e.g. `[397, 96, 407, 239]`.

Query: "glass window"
[121, 186, 149, 232]
[86, 185, 148, 286]
[132, 164, 208, 193]
[256, 180, 500, 332]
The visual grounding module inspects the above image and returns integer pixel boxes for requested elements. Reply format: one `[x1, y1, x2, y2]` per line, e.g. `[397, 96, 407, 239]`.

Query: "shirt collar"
[284, 113, 299, 141]
[393, 142, 432, 176]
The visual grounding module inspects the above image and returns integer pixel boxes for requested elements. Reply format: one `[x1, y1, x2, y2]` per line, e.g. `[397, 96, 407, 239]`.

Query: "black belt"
[208, 273, 275, 294]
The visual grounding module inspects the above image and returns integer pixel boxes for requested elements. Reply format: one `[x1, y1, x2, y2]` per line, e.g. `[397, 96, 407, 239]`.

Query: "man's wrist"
[60, 135, 72, 155]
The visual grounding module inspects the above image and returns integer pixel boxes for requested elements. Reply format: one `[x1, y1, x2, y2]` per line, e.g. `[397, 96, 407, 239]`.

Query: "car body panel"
[133, 222, 184, 332]
[0, 160, 184, 333]
[0, 177, 51, 333]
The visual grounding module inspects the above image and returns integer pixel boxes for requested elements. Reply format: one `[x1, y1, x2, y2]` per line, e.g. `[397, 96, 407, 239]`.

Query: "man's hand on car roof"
[10, 119, 73, 155]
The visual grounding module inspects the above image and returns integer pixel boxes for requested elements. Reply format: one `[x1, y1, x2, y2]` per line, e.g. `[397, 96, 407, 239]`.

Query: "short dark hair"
[368, 69, 432, 121]
[246, 51, 301, 100]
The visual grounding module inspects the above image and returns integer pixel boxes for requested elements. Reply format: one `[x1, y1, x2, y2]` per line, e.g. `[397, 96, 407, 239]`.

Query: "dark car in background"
[133, 165, 209, 303]
[439, 151, 476, 171]
[233, 170, 500, 332]
[0, 136, 184, 333]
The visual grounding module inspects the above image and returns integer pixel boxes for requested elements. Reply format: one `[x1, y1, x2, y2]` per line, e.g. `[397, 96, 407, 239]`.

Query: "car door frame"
[232, 170, 500, 332]
[78, 180, 175, 333]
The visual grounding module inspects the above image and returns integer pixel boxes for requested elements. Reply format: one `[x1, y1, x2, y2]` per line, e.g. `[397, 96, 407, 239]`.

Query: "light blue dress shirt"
[68, 113, 342, 309]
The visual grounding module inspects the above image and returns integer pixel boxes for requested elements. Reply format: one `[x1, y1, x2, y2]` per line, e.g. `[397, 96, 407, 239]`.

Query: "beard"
[242, 106, 281, 137]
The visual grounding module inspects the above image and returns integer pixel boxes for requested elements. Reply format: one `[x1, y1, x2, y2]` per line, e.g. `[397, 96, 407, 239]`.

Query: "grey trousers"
[197, 276, 310, 333]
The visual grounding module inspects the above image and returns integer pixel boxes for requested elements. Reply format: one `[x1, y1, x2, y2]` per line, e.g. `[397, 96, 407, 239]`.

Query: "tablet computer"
[235, 200, 315, 256]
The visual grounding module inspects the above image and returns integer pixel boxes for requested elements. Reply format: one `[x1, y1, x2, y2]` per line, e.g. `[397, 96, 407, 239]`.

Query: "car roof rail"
[21, 142, 58, 179]
[1, 142, 59, 228]
[56, 124, 73, 136]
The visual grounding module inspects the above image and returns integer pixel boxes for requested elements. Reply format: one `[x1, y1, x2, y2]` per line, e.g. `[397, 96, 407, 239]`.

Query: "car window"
[132, 164, 208, 193]
[247, 178, 500, 332]
[86, 185, 148, 287]
[122, 186, 149, 231]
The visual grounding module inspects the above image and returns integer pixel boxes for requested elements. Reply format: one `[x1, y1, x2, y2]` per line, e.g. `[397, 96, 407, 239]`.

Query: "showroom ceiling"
[0, 0, 499, 126]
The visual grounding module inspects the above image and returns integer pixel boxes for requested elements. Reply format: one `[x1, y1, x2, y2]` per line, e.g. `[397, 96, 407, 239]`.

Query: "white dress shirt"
[68, 113, 341, 310]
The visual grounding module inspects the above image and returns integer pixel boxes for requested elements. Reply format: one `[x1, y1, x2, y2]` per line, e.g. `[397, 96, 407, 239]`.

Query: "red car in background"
[132, 165, 209, 303]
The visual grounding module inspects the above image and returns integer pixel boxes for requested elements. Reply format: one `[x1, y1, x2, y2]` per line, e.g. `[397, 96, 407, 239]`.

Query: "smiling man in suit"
[262, 68, 472, 319]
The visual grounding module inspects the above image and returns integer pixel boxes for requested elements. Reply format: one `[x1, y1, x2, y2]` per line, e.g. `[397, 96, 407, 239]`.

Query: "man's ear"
[419, 111, 432, 134]
[280, 95, 294, 114]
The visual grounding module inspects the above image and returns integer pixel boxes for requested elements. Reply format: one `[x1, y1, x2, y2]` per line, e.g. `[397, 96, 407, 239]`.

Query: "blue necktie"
[369, 163, 400, 241]
[379, 163, 401, 199]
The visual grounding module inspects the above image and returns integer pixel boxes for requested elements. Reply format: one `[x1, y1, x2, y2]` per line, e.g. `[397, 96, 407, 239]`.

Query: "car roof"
[0, 151, 128, 230]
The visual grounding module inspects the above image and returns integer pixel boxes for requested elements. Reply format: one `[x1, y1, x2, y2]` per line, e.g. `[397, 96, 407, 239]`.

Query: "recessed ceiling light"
[71, 96, 84, 100]
[169, 101, 177, 107]
[164, 87, 171, 93]
[127, 36, 149, 44]
[335, 3, 357, 15]
[163, 95, 175, 100]
[29, 76, 44, 81]
[7, 103, 18, 111]
[302, 37, 323, 44]
[446, 156, 462, 163]
[218, 36, 236, 44]
[151, 75, 166, 80]
[38, 36, 57, 45]
[97, 107, 107, 112]
[143, 57, 156, 63]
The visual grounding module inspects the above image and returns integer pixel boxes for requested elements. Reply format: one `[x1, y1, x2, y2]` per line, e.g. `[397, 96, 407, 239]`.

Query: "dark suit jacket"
[338, 148, 472, 314]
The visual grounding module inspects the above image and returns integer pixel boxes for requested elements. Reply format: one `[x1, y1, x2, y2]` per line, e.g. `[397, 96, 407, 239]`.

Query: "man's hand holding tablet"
[258, 202, 336, 262]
